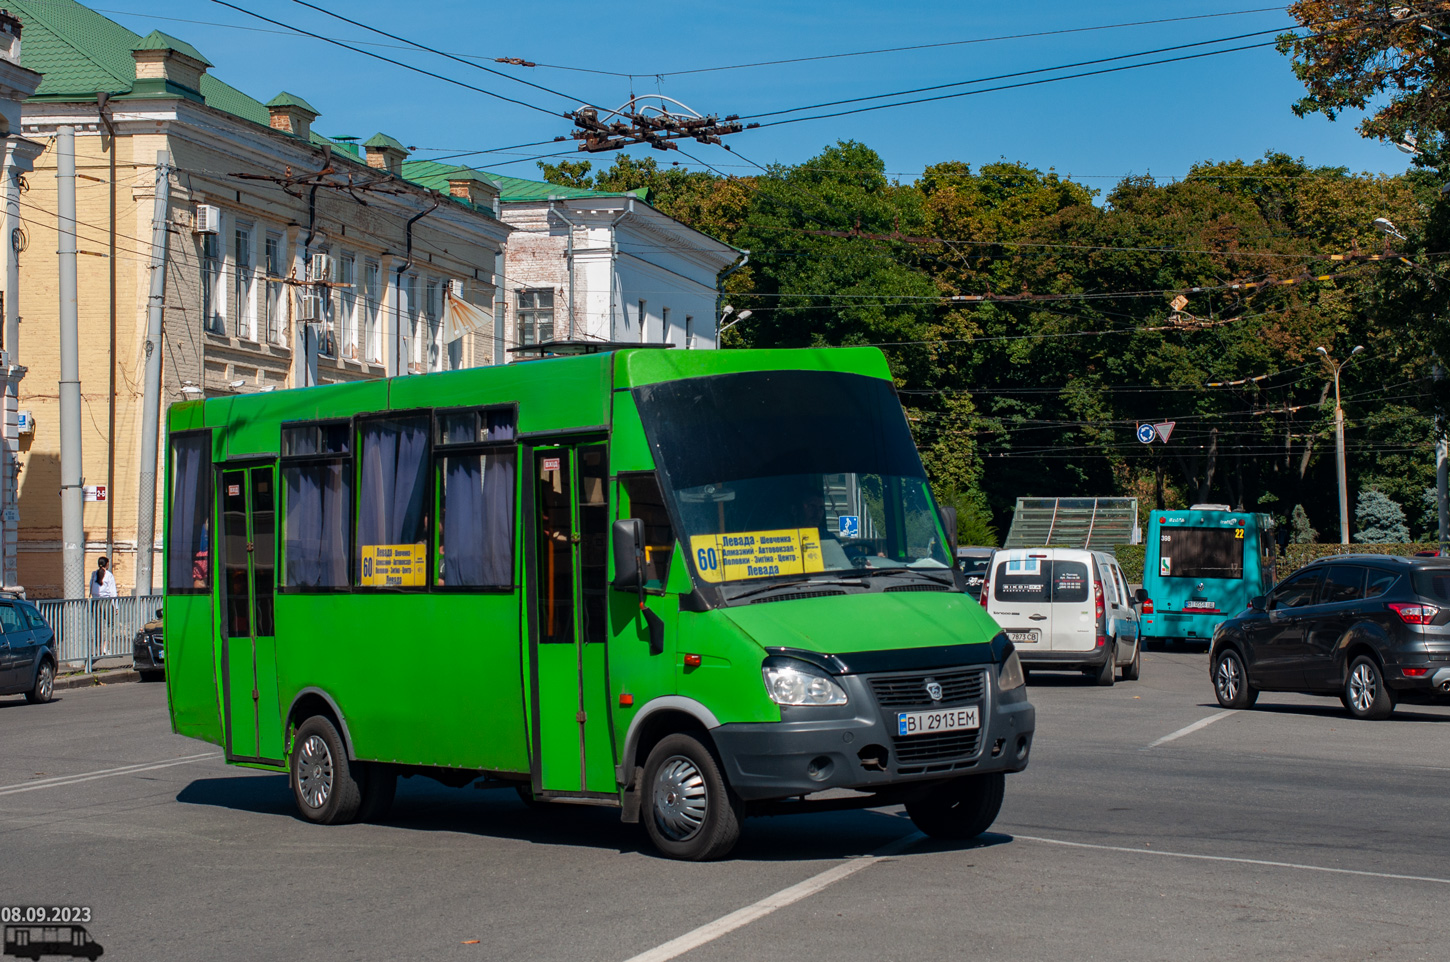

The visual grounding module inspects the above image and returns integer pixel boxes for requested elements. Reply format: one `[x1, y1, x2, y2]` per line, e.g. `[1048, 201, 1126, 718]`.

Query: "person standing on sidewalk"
[90, 556, 118, 660]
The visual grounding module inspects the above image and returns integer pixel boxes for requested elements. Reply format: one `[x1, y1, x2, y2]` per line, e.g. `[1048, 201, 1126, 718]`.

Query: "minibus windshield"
[634, 370, 950, 587]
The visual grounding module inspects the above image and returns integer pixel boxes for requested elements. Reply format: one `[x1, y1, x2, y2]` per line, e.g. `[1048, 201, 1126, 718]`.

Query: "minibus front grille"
[892, 730, 982, 766]
[868, 668, 985, 708]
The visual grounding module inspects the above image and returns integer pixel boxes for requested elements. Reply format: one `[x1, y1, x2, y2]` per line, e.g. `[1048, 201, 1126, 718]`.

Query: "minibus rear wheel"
[642, 733, 743, 861]
[905, 772, 1005, 840]
[291, 715, 363, 824]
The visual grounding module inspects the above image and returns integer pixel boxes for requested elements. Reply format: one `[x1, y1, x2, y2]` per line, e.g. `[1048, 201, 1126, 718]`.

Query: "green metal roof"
[132, 29, 211, 66]
[363, 132, 406, 151]
[8, 0, 637, 215]
[264, 91, 318, 115]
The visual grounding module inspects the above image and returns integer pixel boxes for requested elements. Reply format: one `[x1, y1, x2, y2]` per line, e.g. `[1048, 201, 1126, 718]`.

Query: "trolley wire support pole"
[57, 126, 85, 599]
[134, 151, 172, 597]
[567, 96, 757, 153]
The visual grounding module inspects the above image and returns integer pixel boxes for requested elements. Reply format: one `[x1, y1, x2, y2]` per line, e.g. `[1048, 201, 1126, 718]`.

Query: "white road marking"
[0, 752, 220, 797]
[1014, 834, 1450, 886]
[1144, 710, 1236, 749]
[621, 831, 925, 962]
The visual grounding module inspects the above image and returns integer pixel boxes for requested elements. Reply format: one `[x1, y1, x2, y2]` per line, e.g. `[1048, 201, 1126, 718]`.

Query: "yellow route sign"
[689, 528, 825, 583]
[360, 543, 426, 587]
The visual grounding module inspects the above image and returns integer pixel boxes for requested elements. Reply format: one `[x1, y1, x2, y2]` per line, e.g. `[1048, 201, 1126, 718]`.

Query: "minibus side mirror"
[612, 518, 645, 591]
[1248, 595, 1266, 612]
[940, 505, 959, 556]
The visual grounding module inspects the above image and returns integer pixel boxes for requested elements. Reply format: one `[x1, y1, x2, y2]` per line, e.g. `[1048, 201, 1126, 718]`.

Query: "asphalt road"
[4, 652, 1449, 961]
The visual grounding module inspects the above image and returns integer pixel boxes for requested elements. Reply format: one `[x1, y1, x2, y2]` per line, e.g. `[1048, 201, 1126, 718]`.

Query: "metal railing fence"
[35, 596, 164, 672]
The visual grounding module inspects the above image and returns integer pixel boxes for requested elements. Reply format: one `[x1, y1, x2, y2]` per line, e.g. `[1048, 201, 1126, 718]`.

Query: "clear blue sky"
[97, 1, 1407, 190]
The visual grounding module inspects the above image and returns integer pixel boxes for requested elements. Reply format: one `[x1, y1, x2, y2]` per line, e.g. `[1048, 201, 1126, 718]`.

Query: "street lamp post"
[1318, 345, 1364, 544]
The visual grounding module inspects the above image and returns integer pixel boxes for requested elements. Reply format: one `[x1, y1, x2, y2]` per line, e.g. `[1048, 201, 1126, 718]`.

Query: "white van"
[980, 548, 1141, 685]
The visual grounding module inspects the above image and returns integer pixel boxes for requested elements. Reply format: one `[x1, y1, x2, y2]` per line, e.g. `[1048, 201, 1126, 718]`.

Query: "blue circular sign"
[1136, 423, 1156, 444]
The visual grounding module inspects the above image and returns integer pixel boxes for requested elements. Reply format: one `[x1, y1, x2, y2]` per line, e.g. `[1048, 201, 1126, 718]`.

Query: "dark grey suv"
[1209, 555, 1450, 720]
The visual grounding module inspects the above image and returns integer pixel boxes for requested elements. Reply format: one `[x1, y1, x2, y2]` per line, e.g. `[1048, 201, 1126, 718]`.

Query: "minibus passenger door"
[218, 465, 281, 764]
[528, 443, 614, 796]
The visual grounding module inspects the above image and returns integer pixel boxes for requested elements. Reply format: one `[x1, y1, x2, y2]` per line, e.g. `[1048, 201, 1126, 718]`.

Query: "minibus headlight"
[762, 660, 848, 706]
[998, 650, 1026, 692]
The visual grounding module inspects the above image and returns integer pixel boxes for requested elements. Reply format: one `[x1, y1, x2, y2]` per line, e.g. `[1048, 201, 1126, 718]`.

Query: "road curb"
[54, 669, 141, 691]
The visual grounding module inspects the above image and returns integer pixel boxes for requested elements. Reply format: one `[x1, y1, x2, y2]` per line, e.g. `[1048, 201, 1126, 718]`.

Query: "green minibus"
[164, 345, 1034, 860]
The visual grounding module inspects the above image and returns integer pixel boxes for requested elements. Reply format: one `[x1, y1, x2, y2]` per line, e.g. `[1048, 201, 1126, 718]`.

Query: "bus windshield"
[634, 370, 950, 586]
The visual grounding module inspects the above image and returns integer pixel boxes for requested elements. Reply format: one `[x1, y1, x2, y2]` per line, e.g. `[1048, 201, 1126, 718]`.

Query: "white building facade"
[498, 194, 740, 354]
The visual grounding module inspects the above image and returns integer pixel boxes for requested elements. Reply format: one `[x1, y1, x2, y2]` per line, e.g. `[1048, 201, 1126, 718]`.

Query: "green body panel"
[165, 347, 997, 796]
[720, 590, 1002, 657]
[164, 594, 222, 745]
[224, 636, 257, 757]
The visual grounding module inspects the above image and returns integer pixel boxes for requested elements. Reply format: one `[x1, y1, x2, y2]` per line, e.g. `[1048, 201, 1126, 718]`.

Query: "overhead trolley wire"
[206, 0, 571, 118]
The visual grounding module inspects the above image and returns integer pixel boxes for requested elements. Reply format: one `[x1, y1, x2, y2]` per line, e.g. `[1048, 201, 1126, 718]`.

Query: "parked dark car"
[0, 594, 56, 704]
[133, 608, 164, 682]
[1209, 555, 1450, 720]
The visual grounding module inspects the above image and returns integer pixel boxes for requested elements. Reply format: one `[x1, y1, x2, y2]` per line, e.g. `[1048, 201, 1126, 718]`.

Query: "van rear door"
[1047, 554, 1096, 653]
[988, 552, 1053, 650]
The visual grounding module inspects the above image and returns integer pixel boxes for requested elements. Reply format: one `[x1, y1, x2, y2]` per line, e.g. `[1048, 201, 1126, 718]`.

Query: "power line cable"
[206, 0, 566, 119]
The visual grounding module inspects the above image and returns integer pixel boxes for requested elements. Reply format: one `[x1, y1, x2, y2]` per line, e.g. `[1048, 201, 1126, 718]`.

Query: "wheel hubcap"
[652, 755, 707, 841]
[39, 666, 52, 701]
[1216, 656, 1240, 701]
[1349, 663, 1377, 712]
[296, 734, 333, 809]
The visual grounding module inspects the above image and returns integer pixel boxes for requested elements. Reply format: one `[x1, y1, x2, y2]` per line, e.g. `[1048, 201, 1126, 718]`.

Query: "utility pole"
[57, 126, 83, 598]
[1318, 344, 1364, 545]
[1437, 359, 1449, 556]
[134, 152, 171, 596]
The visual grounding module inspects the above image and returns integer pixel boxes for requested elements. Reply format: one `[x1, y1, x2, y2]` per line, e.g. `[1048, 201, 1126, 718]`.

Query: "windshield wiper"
[725, 576, 867, 603]
[862, 567, 955, 586]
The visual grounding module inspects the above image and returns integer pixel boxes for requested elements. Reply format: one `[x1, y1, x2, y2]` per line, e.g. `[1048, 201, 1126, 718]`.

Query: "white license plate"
[1006, 629, 1039, 643]
[897, 706, 979, 737]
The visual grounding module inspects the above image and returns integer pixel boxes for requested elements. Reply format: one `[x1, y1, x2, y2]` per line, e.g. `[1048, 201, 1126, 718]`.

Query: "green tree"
[1291, 503, 1318, 544]
[1354, 488, 1410, 542]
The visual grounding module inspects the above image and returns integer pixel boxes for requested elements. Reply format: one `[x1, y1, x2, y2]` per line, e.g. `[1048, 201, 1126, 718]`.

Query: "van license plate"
[898, 706, 979, 736]
[1006, 630, 1039, 643]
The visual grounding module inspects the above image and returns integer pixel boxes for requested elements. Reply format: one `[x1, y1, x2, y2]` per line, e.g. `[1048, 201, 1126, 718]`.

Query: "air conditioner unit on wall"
[194, 204, 220, 234]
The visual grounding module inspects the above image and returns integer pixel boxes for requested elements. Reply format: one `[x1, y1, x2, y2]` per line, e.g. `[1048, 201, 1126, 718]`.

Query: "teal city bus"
[163, 345, 1034, 860]
[1140, 506, 1276, 646]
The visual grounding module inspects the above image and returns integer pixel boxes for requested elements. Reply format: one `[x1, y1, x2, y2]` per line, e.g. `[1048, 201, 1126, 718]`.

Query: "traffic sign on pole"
[1136, 423, 1156, 444]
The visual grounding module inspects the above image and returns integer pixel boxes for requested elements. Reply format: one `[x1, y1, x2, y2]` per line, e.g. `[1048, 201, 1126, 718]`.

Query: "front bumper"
[1017, 642, 1111, 671]
[133, 635, 164, 671]
[711, 668, 1035, 802]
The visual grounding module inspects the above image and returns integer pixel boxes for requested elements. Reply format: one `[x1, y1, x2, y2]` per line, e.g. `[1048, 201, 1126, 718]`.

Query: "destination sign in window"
[689, 528, 826, 583]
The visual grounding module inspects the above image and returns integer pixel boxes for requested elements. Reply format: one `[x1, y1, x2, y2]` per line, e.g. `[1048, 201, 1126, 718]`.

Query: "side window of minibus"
[434, 406, 517, 588]
[621, 474, 674, 590]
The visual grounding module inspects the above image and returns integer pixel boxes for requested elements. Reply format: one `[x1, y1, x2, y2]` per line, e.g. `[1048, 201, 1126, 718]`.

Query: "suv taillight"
[1141, 597, 1154, 614]
[1389, 602, 1439, 625]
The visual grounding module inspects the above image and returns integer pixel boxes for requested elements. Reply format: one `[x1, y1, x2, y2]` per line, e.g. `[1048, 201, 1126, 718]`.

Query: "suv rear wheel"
[1344, 656, 1396, 720]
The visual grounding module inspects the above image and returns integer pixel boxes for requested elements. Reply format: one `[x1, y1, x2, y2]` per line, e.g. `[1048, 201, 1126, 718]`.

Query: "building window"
[201, 233, 223, 335]
[265, 232, 284, 345]
[357, 414, 431, 587]
[233, 224, 253, 339]
[364, 260, 381, 362]
[638, 299, 647, 343]
[404, 274, 420, 372]
[685, 314, 694, 349]
[518, 289, 553, 346]
[337, 254, 357, 359]
[662, 306, 671, 344]
[313, 253, 336, 358]
[426, 278, 442, 371]
[281, 421, 352, 589]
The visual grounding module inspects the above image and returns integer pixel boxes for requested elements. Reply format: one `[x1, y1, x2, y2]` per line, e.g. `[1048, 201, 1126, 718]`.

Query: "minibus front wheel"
[905, 772, 1005, 840]
[642, 733, 744, 861]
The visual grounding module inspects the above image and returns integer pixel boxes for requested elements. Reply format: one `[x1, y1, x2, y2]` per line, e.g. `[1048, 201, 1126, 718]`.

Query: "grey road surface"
[3, 652, 1448, 961]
